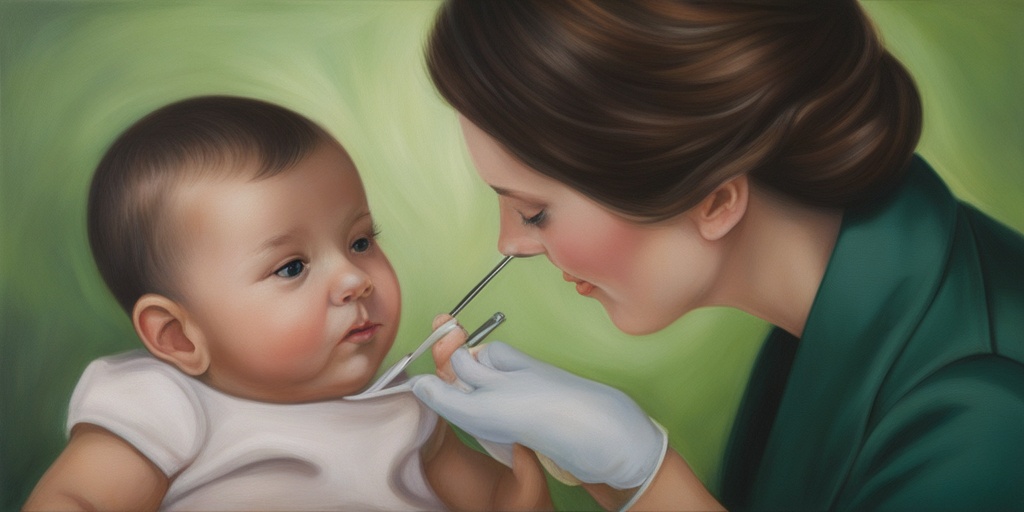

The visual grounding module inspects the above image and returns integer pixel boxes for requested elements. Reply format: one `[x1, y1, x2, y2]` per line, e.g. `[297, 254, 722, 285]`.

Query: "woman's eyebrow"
[491, 186, 540, 203]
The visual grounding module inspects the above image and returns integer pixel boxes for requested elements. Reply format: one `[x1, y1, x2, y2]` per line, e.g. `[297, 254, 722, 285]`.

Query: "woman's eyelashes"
[520, 209, 547, 227]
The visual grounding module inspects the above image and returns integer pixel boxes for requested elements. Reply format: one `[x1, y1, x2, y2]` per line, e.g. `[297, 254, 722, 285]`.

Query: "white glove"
[411, 342, 667, 490]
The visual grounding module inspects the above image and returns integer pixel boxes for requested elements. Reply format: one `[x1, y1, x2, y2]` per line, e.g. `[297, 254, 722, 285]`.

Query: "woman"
[411, 1, 1024, 510]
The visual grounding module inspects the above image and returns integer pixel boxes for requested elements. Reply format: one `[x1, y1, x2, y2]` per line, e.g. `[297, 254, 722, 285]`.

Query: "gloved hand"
[411, 341, 667, 490]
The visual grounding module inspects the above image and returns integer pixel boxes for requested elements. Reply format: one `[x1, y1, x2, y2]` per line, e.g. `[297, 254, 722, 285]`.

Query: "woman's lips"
[575, 281, 595, 296]
[343, 322, 381, 344]
[562, 272, 595, 296]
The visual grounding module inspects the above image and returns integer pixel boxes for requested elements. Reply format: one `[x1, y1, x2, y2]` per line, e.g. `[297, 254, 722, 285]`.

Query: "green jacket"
[721, 156, 1024, 511]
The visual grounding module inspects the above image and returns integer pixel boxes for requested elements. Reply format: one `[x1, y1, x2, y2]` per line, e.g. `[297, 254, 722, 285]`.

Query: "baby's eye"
[274, 260, 306, 278]
[351, 225, 381, 254]
[351, 237, 372, 253]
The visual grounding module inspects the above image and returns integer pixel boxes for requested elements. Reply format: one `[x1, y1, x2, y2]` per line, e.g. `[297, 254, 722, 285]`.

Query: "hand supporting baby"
[423, 314, 554, 510]
[426, 314, 497, 453]
[427, 314, 519, 463]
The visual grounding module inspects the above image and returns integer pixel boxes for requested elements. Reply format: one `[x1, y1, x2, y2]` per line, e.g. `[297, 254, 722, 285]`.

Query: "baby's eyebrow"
[252, 211, 373, 258]
[253, 232, 299, 258]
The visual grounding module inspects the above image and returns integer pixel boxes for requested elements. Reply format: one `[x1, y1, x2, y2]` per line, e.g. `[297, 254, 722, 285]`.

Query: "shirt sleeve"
[836, 356, 1024, 511]
[67, 351, 207, 476]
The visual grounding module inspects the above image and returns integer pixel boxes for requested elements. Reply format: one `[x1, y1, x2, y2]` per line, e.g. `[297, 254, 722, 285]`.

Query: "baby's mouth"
[562, 272, 595, 296]
[343, 321, 381, 344]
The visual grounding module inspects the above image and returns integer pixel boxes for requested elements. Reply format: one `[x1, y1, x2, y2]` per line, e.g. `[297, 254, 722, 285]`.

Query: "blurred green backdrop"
[1, 1, 1022, 509]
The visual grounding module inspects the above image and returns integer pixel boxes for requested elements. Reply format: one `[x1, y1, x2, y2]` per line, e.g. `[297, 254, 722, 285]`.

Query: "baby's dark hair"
[87, 95, 334, 314]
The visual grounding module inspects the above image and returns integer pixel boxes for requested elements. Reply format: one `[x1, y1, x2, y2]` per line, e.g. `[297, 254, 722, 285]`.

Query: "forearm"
[422, 422, 502, 510]
[582, 449, 724, 512]
[24, 424, 168, 511]
[22, 489, 92, 512]
[423, 422, 552, 511]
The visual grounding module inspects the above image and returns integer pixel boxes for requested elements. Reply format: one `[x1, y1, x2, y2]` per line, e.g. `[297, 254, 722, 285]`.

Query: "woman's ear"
[692, 175, 749, 241]
[133, 294, 210, 376]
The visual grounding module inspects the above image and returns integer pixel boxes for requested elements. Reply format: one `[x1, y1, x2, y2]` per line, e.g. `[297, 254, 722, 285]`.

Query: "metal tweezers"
[346, 256, 513, 399]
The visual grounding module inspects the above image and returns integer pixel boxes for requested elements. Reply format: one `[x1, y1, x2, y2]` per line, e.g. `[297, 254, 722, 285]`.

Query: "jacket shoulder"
[962, 204, 1024, 362]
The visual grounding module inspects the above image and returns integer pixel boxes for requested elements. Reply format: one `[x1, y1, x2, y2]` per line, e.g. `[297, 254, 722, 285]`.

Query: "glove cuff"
[618, 419, 669, 512]
[475, 437, 514, 468]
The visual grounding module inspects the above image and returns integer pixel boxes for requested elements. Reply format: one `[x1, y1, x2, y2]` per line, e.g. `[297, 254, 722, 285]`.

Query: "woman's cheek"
[551, 217, 640, 287]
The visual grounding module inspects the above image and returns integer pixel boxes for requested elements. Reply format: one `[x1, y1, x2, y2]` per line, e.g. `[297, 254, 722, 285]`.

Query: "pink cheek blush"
[553, 214, 646, 291]
[254, 314, 326, 365]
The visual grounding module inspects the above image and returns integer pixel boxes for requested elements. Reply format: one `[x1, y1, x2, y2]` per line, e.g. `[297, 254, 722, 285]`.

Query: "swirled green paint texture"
[2, 1, 1022, 509]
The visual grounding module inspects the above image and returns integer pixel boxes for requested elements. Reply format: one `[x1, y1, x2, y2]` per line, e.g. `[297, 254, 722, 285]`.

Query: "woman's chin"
[606, 308, 669, 336]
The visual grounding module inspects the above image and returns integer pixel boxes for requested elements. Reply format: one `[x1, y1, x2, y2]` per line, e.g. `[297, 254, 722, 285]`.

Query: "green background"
[2, 1, 1022, 509]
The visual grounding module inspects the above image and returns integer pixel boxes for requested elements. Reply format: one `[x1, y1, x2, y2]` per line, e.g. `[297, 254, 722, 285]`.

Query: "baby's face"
[170, 143, 400, 402]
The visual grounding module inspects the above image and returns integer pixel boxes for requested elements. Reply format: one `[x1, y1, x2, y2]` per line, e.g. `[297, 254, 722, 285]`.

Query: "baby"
[24, 96, 550, 511]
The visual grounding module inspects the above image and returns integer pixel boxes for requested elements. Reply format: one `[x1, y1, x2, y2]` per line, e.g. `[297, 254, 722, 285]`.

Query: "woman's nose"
[329, 264, 373, 306]
[497, 210, 545, 257]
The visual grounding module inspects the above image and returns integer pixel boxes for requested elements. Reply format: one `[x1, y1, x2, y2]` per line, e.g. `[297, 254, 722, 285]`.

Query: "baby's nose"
[330, 268, 373, 306]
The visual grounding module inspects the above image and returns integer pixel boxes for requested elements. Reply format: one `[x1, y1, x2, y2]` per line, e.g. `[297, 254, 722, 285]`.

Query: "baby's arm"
[24, 423, 168, 511]
[421, 315, 553, 511]
[423, 418, 551, 511]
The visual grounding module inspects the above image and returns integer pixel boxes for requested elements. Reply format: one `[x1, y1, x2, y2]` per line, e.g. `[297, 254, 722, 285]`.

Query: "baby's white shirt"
[67, 350, 444, 511]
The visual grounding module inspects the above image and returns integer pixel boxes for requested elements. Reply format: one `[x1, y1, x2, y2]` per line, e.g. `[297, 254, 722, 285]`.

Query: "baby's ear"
[133, 294, 210, 376]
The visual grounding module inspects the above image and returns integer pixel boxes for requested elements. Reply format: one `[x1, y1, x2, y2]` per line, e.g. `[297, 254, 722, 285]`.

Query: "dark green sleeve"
[836, 357, 1024, 511]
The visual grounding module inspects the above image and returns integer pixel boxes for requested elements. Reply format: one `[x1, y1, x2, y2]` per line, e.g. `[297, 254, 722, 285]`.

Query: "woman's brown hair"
[426, 0, 922, 221]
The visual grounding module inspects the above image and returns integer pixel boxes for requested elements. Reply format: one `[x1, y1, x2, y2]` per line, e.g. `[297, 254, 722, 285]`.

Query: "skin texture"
[431, 313, 466, 383]
[24, 144, 552, 511]
[23, 424, 168, 511]
[459, 115, 843, 510]
[458, 117, 714, 336]
[144, 143, 401, 402]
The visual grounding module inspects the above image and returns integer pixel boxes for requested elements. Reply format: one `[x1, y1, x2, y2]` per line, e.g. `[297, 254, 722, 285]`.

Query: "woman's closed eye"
[520, 209, 547, 227]
[274, 259, 306, 278]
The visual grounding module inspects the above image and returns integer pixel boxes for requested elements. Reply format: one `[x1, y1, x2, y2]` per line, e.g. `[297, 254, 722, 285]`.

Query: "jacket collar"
[750, 156, 960, 507]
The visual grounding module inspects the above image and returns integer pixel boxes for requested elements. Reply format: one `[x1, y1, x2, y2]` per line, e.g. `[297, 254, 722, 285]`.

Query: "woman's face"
[460, 116, 716, 335]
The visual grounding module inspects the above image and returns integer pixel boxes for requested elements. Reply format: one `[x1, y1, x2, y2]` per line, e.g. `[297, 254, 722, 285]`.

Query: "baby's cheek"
[258, 320, 325, 374]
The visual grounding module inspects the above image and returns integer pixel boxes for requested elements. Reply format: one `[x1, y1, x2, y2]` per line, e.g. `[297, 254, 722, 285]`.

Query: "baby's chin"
[288, 351, 400, 402]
